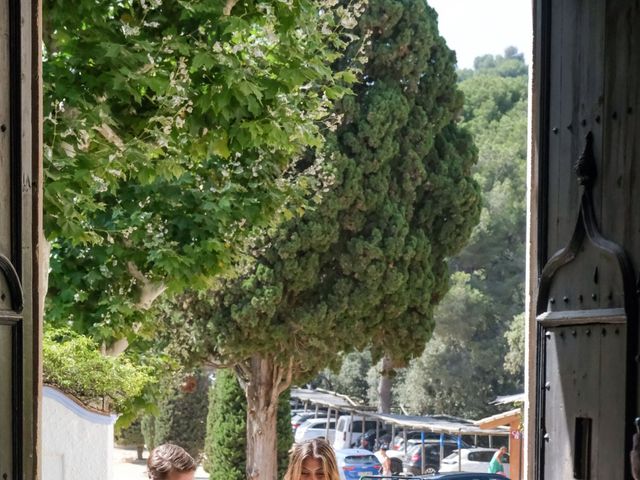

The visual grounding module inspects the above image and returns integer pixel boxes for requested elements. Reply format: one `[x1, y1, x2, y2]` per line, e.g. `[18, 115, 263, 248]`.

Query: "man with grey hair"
[147, 443, 197, 480]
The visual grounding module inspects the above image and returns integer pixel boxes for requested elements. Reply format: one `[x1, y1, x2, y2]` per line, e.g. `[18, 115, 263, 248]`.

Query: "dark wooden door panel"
[0, 324, 14, 479]
[534, 0, 640, 477]
[0, 0, 40, 478]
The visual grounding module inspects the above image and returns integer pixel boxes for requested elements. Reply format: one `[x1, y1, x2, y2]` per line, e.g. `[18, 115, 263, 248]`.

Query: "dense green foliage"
[170, 0, 480, 382]
[42, 328, 153, 413]
[204, 370, 246, 479]
[396, 48, 528, 418]
[153, 372, 210, 461]
[277, 390, 294, 478]
[141, 414, 156, 451]
[318, 351, 373, 403]
[115, 418, 145, 446]
[203, 371, 292, 478]
[43, 0, 362, 342]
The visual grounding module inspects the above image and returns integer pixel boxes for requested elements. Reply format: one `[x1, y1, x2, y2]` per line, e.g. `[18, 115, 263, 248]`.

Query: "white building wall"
[42, 386, 118, 480]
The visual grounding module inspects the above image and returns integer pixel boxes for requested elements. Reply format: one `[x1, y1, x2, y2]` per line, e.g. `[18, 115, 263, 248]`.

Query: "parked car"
[391, 431, 469, 452]
[420, 473, 510, 479]
[335, 448, 382, 480]
[401, 441, 459, 475]
[291, 412, 327, 432]
[294, 417, 337, 443]
[333, 416, 380, 449]
[439, 448, 510, 476]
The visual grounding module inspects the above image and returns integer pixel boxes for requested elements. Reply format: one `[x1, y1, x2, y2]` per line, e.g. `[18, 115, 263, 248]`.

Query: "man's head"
[147, 444, 196, 480]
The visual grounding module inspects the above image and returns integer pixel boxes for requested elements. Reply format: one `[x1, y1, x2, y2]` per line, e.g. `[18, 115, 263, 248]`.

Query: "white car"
[335, 448, 382, 480]
[438, 447, 510, 476]
[294, 417, 336, 443]
[333, 415, 380, 450]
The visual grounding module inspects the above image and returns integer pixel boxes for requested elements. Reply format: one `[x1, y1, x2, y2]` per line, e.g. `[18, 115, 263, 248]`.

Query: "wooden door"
[0, 0, 41, 479]
[532, 0, 640, 478]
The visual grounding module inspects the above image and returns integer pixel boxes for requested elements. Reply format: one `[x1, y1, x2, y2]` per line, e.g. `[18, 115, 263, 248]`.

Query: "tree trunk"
[378, 355, 393, 413]
[244, 356, 284, 480]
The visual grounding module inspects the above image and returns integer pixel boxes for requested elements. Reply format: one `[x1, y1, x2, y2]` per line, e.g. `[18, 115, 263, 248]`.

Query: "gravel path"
[113, 447, 209, 480]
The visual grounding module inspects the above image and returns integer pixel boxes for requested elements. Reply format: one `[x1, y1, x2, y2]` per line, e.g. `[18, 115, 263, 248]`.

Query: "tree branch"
[223, 0, 239, 16]
[127, 261, 167, 309]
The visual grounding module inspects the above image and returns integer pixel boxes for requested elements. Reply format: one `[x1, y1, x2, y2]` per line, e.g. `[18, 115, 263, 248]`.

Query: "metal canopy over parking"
[291, 389, 511, 475]
[358, 412, 508, 437]
[291, 389, 508, 437]
[291, 388, 362, 410]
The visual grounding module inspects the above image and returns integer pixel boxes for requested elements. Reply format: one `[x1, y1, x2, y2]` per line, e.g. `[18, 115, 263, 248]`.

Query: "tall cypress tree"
[203, 370, 293, 479]
[170, 1, 480, 476]
[204, 370, 246, 480]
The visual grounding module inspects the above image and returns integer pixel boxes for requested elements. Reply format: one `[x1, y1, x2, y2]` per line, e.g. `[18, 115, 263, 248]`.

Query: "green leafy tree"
[165, 0, 479, 476]
[43, 0, 361, 349]
[320, 351, 373, 403]
[42, 328, 153, 415]
[397, 49, 528, 418]
[398, 272, 501, 418]
[141, 414, 156, 451]
[504, 312, 525, 377]
[115, 419, 146, 460]
[153, 371, 210, 461]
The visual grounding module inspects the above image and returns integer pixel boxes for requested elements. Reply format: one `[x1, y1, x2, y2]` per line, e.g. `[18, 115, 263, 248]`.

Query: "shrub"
[153, 371, 210, 461]
[277, 389, 293, 478]
[141, 414, 156, 451]
[43, 328, 152, 413]
[204, 370, 246, 479]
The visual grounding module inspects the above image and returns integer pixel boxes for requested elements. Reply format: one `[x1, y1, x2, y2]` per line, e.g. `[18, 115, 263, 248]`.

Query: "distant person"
[488, 446, 508, 475]
[147, 443, 196, 480]
[378, 444, 392, 476]
[284, 438, 340, 480]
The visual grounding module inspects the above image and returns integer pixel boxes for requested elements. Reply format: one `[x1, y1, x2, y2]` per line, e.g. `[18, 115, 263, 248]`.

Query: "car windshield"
[351, 420, 379, 432]
[344, 455, 379, 465]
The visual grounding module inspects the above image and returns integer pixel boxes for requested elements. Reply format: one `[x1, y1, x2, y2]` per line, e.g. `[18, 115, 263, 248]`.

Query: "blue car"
[335, 448, 383, 480]
[359, 474, 508, 480]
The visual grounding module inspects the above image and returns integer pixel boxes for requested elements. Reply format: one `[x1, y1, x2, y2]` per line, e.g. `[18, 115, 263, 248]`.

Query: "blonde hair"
[284, 439, 341, 480]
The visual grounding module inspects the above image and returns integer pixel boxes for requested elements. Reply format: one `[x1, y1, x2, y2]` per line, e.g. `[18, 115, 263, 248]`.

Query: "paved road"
[113, 447, 209, 480]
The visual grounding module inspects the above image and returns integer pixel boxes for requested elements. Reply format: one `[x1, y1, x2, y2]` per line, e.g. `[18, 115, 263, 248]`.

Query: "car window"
[344, 455, 380, 465]
[311, 421, 335, 429]
[468, 451, 495, 462]
[337, 418, 346, 431]
[365, 421, 378, 431]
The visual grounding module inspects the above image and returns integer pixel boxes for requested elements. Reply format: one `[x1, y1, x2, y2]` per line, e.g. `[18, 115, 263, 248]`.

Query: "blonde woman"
[284, 438, 341, 480]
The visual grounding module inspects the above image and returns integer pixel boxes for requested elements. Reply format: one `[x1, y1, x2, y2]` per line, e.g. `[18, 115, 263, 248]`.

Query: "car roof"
[457, 447, 500, 452]
[335, 448, 378, 457]
[303, 417, 334, 425]
[428, 473, 507, 479]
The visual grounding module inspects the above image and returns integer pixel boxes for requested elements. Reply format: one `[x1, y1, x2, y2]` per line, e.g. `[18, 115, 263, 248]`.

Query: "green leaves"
[44, 0, 362, 341]
[165, 0, 480, 391]
[43, 328, 154, 413]
[394, 50, 529, 419]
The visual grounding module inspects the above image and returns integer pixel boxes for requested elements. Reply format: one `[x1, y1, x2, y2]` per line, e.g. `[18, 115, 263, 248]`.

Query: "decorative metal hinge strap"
[0, 254, 23, 312]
